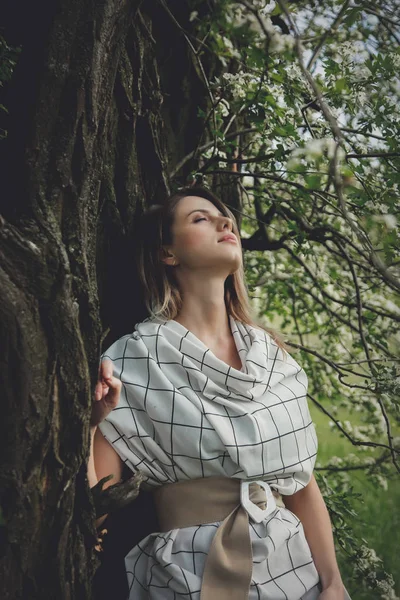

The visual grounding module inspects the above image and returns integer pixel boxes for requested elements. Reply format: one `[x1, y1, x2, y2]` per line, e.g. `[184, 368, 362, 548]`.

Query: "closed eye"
[194, 217, 207, 222]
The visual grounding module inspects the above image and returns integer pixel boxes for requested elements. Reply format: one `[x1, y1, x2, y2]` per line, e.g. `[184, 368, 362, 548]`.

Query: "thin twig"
[307, 0, 351, 71]
[340, 128, 386, 141]
[286, 339, 371, 382]
[346, 152, 400, 159]
[308, 393, 400, 456]
[315, 450, 391, 472]
[282, 243, 400, 323]
[170, 128, 259, 178]
[335, 239, 399, 472]
[364, 7, 400, 28]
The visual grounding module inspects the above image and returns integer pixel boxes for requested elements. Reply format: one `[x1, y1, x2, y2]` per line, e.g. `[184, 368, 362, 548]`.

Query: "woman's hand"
[91, 358, 122, 428]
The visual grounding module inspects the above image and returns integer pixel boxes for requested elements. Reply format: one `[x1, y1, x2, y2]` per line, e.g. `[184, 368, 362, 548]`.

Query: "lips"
[218, 234, 237, 243]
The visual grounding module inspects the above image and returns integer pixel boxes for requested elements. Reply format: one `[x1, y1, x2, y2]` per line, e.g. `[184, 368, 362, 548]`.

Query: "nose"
[218, 215, 233, 231]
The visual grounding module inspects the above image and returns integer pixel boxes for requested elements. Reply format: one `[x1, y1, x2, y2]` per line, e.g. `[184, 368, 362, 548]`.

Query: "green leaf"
[335, 78, 346, 92]
[304, 174, 322, 189]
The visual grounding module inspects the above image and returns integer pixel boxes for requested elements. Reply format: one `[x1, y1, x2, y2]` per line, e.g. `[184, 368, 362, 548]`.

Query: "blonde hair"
[134, 186, 289, 353]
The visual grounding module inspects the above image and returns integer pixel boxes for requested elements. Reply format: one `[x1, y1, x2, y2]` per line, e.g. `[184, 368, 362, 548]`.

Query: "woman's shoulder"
[101, 332, 135, 362]
[101, 315, 162, 360]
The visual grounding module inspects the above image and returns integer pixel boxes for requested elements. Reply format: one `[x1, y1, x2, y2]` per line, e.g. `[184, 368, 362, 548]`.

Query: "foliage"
[172, 0, 400, 597]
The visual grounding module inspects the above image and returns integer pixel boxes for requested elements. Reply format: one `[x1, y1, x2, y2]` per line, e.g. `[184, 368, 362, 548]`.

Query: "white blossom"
[219, 98, 230, 117]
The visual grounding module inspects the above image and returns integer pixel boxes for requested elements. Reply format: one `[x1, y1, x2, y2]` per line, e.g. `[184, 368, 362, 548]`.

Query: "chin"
[228, 259, 242, 274]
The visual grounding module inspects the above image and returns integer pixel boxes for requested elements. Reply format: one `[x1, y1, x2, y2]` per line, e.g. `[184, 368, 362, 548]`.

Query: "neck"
[173, 274, 231, 343]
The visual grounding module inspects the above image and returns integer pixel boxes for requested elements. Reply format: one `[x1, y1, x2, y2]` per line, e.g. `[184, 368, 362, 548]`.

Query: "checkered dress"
[98, 315, 322, 599]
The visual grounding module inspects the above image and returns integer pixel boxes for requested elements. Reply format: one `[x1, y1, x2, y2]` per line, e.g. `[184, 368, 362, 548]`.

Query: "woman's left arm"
[283, 474, 345, 598]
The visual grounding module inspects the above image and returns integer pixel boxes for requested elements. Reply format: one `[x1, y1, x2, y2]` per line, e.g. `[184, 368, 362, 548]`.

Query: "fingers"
[104, 374, 122, 393]
[105, 378, 121, 406]
[100, 358, 114, 380]
[94, 379, 109, 401]
[95, 359, 113, 401]
[95, 359, 121, 403]
[95, 380, 103, 401]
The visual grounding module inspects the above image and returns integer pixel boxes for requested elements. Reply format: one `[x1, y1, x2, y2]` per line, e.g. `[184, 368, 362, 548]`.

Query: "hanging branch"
[276, 0, 400, 294]
[307, 393, 400, 456]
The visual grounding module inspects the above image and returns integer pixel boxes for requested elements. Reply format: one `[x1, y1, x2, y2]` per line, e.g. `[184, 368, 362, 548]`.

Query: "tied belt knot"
[152, 477, 285, 600]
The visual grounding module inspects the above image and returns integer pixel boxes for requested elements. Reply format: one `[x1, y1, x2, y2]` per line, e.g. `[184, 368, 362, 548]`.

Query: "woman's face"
[163, 195, 242, 275]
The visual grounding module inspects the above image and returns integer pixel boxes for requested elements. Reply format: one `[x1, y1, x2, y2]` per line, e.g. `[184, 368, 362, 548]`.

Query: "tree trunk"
[0, 1, 213, 597]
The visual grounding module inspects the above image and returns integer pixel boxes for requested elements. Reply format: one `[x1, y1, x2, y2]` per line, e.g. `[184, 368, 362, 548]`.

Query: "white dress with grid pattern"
[98, 315, 322, 600]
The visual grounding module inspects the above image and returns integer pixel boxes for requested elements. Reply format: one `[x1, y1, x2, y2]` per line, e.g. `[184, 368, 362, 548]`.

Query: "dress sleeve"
[263, 331, 319, 495]
[97, 333, 171, 487]
[97, 334, 147, 480]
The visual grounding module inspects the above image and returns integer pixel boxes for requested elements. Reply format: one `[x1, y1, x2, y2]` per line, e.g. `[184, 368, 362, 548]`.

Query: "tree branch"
[169, 128, 259, 178]
[315, 450, 391, 473]
[307, 0, 351, 71]
[307, 393, 400, 456]
[286, 340, 371, 381]
[346, 152, 400, 159]
[282, 243, 400, 323]
[91, 471, 144, 518]
[335, 239, 400, 472]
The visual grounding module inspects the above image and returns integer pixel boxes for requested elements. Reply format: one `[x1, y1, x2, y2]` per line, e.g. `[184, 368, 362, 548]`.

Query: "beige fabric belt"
[152, 476, 285, 600]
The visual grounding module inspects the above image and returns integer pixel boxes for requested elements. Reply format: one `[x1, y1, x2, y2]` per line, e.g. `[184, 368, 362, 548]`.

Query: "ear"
[160, 246, 176, 266]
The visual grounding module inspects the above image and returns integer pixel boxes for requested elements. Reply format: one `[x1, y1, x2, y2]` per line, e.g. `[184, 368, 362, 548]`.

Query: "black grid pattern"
[98, 315, 323, 599]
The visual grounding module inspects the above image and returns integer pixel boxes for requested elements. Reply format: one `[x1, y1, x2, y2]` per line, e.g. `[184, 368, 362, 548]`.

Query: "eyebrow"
[186, 208, 225, 218]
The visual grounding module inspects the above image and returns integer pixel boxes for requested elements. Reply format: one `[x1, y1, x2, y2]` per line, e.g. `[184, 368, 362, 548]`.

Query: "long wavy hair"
[135, 186, 288, 352]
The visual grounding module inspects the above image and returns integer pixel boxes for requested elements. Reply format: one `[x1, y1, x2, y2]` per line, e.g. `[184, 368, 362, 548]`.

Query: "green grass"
[310, 404, 400, 599]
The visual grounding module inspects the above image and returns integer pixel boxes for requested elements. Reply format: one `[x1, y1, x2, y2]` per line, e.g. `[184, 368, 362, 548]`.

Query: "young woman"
[88, 187, 351, 600]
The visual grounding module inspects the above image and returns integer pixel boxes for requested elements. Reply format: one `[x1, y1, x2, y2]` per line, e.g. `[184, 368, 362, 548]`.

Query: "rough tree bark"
[0, 0, 217, 598]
